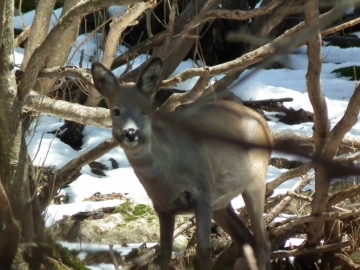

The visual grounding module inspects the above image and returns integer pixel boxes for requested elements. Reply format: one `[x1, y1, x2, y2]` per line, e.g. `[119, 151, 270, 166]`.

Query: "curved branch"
[101, 0, 156, 69]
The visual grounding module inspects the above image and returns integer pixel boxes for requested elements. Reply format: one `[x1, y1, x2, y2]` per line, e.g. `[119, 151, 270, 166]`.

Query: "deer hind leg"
[213, 204, 255, 248]
[213, 204, 256, 270]
[156, 210, 175, 270]
[194, 197, 212, 270]
[242, 182, 270, 270]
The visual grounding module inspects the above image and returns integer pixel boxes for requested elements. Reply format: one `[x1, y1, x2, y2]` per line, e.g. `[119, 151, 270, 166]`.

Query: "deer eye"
[113, 109, 121, 116]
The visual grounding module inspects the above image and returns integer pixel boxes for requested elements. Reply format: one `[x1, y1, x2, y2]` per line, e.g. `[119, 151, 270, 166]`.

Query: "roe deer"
[91, 58, 273, 270]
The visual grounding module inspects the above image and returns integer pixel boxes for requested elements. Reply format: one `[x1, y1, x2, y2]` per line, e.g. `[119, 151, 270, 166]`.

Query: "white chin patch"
[123, 140, 140, 148]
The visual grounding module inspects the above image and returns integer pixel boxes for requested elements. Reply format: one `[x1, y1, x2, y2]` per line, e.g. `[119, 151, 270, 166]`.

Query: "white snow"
[13, 7, 360, 269]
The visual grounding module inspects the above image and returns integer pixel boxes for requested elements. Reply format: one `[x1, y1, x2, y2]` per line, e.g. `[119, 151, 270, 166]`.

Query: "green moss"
[331, 66, 360, 81]
[113, 200, 157, 222]
[38, 242, 90, 270]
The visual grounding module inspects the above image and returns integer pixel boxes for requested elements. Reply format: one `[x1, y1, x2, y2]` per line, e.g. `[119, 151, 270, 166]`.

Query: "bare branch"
[162, 4, 349, 88]
[17, 0, 147, 101]
[160, 76, 210, 112]
[56, 137, 118, 176]
[14, 25, 31, 47]
[269, 210, 360, 237]
[327, 184, 360, 208]
[265, 172, 314, 225]
[39, 137, 118, 211]
[322, 16, 360, 37]
[335, 253, 360, 269]
[202, 0, 286, 22]
[20, 0, 57, 70]
[265, 162, 314, 198]
[37, 65, 92, 80]
[323, 84, 360, 159]
[24, 93, 111, 128]
[271, 241, 352, 259]
[101, 1, 156, 69]
[111, 31, 167, 70]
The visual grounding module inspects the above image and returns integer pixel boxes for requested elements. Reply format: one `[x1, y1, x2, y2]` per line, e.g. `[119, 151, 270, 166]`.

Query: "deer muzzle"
[121, 128, 140, 142]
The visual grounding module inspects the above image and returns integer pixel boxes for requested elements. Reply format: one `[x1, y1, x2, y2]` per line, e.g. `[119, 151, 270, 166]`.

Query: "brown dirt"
[83, 192, 128, 202]
[89, 161, 108, 176]
[246, 102, 314, 125]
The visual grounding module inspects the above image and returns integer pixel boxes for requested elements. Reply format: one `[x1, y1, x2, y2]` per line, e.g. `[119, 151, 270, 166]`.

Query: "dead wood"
[24, 93, 111, 128]
[268, 210, 360, 239]
[109, 245, 120, 270]
[265, 172, 314, 225]
[272, 241, 353, 259]
[14, 25, 31, 47]
[243, 98, 293, 106]
[266, 162, 314, 198]
[327, 185, 360, 208]
[335, 253, 360, 269]
[101, 1, 155, 69]
[322, 15, 360, 37]
[70, 206, 117, 221]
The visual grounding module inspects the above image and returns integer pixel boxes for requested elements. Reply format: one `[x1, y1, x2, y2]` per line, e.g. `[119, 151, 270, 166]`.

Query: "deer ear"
[91, 62, 118, 98]
[137, 57, 163, 96]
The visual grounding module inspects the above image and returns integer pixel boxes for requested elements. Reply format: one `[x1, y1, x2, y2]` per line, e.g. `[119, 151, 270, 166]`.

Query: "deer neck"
[124, 132, 165, 170]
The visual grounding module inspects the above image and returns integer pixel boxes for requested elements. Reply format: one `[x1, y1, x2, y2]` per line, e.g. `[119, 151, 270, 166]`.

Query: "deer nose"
[122, 128, 140, 142]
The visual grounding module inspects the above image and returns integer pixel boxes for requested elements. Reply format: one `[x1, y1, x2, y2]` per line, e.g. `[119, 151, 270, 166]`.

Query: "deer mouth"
[121, 128, 141, 147]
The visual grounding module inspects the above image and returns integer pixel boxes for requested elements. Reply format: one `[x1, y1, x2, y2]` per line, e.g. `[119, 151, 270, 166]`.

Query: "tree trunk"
[0, 1, 43, 268]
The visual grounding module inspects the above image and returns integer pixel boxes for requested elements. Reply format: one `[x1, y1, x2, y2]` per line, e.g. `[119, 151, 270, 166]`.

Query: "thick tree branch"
[37, 65, 92, 81]
[0, 176, 21, 265]
[14, 25, 31, 47]
[20, 0, 57, 70]
[56, 138, 118, 176]
[101, 1, 156, 69]
[24, 93, 111, 128]
[323, 84, 360, 159]
[0, 0, 5, 41]
[322, 15, 360, 37]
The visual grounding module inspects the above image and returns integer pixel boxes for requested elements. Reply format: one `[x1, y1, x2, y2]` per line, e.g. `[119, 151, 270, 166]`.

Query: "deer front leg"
[194, 198, 212, 270]
[156, 209, 175, 270]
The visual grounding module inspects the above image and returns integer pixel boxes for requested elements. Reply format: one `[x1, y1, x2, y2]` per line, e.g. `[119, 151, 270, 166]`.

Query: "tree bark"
[31, 0, 81, 95]
[0, 0, 42, 268]
[304, 0, 331, 247]
[21, 0, 57, 70]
